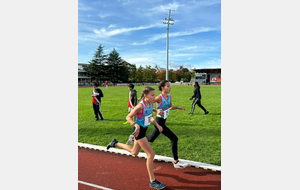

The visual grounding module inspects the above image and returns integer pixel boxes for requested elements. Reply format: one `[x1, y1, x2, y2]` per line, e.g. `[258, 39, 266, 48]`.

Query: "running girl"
[147, 80, 188, 169]
[107, 86, 166, 190]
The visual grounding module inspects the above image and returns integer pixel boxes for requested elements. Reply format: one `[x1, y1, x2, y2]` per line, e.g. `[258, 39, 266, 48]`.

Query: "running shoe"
[173, 160, 188, 169]
[205, 111, 209, 114]
[95, 118, 99, 121]
[149, 179, 166, 189]
[126, 134, 135, 145]
[107, 138, 118, 150]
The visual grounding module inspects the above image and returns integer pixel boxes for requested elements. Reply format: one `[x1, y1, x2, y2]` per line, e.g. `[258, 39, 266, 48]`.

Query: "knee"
[131, 150, 139, 156]
[171, 135, 178, 143]
[146, 150, 155, 160]
[147, 136, 154, 142]
[132, 152, 139, 156]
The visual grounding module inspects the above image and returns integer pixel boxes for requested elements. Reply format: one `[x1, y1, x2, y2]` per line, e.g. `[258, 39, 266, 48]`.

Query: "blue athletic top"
[156, 93, 171, 119]
[136, 99, 153, 128]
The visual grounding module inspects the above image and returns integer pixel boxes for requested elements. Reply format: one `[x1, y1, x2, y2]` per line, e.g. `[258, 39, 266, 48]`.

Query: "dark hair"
[138, 86, 155, 101]
[158, 80, 169, 91]
[194, 81, 199, 86]
[93, 82, 98, 87]
[128, 83, 134, 89]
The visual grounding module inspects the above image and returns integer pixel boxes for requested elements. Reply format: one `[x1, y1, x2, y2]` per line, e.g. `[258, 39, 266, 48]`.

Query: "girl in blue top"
[107, 86, 166, 190]
[147, 80, 188, 169]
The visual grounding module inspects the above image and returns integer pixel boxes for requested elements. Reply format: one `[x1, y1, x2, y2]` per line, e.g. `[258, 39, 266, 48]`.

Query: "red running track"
[78, 147, 221, 190]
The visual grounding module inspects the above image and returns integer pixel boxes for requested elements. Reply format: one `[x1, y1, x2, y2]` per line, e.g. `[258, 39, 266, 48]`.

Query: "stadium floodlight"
[163, 9, 175, 80]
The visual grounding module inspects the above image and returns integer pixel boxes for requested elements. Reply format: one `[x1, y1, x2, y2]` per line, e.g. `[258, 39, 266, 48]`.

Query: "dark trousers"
[93, 103, 104, 120]
[191, 98, 207, 114]
[147, 117, 178, 160]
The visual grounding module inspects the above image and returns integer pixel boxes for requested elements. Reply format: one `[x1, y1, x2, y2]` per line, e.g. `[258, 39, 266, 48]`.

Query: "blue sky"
[78, 0, 221, 70]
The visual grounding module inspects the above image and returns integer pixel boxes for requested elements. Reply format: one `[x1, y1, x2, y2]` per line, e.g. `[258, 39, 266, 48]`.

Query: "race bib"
[144, 115, 151, 126]
[164, 108, 170, 119]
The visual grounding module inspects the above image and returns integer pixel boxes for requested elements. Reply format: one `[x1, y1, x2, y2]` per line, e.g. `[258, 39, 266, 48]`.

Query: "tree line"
[82, 44, 194, 84]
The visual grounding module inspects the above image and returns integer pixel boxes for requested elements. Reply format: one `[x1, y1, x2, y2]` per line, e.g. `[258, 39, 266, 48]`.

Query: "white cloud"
[98, 13, 112, 19]
[78, 3, 93, 11]
[197, 58, 221, 68]
[183, 63, 192, 69]
[149, 2, 180, 12]
[93, 24, 161, 38]
[125, 57, 152, 63]
[179, 46, 198, 50]
[169, 62, 180, 68]
[191, 0, 221, 6]
[108, 24, 116, 28]
[133, 27, 216, 45]
[117, 0, 135, 5]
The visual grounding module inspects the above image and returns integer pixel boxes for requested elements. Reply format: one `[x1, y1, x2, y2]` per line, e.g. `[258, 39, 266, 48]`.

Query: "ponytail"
[138, 86, 155, 101]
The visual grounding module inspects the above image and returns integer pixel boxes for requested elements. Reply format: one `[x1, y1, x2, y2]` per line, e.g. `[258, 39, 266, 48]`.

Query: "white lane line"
[78, 142, 221, 172]
[78, 180, 114, 190]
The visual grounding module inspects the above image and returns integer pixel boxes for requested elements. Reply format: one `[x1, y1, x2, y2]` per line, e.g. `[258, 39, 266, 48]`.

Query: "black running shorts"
[132, 126, 148, 140]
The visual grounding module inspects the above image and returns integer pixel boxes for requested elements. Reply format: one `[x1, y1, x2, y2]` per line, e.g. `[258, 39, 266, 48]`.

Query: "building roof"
[192, 68, 221, 73]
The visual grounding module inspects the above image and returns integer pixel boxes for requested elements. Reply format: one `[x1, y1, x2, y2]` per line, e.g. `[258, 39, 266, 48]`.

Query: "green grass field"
[78, 85, 221, 166]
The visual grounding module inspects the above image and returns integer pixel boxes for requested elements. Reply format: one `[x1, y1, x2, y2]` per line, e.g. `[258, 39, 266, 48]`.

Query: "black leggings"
[191, 98, 207, 114]
[147, 117, 178, 160]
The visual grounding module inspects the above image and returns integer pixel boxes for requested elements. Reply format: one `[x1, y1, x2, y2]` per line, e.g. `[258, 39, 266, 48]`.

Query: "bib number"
[144, 115, 151, 126]
[164, 108, 170, 119]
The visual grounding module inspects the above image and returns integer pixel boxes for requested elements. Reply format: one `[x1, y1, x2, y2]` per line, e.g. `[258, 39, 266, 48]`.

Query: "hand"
[180, 107, 186, 111]
[189, 98, 193, 100]
[132, 125, 140, 138]
[157, 125, 163, 133]
[156, 109, 164, 116]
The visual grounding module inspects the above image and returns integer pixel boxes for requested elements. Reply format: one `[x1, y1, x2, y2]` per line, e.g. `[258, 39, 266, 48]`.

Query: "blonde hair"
[138, 86, 155, 101]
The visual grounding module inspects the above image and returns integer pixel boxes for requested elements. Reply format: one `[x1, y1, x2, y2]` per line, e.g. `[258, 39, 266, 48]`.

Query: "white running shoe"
[126, 134, 135, 145]
[173, 161, 188, 169]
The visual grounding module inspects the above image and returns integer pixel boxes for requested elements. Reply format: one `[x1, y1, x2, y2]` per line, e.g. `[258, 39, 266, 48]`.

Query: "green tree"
[106, 48, 125, 84]
[83, 44, 107, 84]
[181, 66, 192, 82]
[151, 68, 157, 82]
[143, 65, 153, 82]
[120, 60, 132, 83]
[169, 71, 176, 82]
[128, 64, 137, 82]
[136, 65, 144, 82]
[157, 70, 166, 81]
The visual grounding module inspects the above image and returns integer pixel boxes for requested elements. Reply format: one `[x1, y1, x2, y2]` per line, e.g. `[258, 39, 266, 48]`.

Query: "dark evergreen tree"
[83, 44, 107, 84]
[106, 48, 124, 84]
[128, 64, 137, 82]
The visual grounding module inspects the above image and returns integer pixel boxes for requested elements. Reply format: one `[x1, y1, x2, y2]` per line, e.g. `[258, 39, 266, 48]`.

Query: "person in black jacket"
[91, 82, 104, 121]
[189, 81, 209, 115]
[124, 83, 137, 125]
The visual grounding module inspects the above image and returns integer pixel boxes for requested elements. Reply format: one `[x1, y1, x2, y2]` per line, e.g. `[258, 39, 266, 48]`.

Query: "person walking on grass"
[105, 81, 108, 89]
[123, 83, 137, 125]
[107, 86, 166, 190]
[146, 80, 188, 169]
[189, 81, 209, 115]
[91, 82, 104, 121]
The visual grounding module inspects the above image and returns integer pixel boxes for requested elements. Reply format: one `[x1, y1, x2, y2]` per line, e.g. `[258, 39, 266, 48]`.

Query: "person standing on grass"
[146, 80, 188, 169]
[105, 81, 108, 89]
[107, 86, 166, 190]
[92, 82, 104, 121]
[189, 81, 209, 115]
[123, 83, 137, 125]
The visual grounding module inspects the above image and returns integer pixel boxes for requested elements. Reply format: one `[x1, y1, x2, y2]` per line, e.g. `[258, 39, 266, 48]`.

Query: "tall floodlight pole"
[163, 9, 174, 80]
